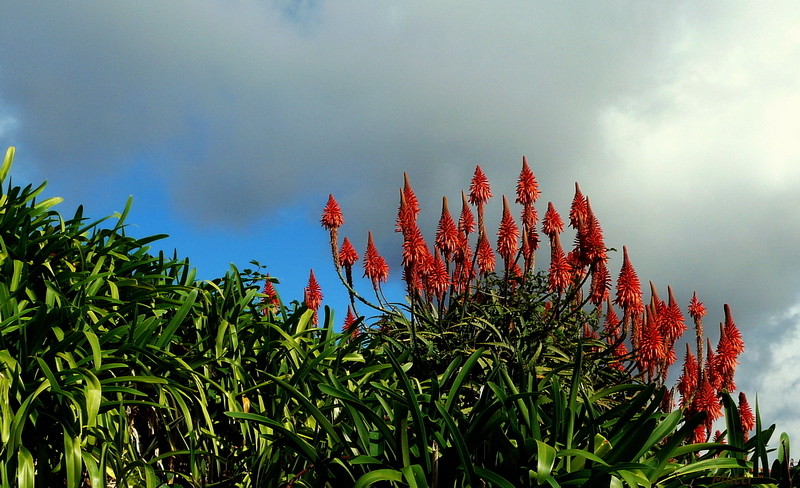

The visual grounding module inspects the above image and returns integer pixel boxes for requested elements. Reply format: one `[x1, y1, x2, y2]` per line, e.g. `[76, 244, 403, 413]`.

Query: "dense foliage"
[0, 146, 796, 487]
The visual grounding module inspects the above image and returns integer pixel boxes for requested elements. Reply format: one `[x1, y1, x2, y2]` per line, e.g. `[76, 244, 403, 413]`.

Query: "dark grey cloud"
[2, 1, 800, 438]
[0, 1, 698, 223]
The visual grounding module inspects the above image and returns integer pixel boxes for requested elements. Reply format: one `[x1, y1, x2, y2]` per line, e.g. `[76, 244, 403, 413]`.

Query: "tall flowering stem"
[739, 392, 755, 441]
[363, 231, 389, 295]
[689, 291, 707, 382]
[343, 305, 360, 339]
[548, 234, 571, 294]
[496, 196, 519, 273]
[435, 196, 459, 263]
[469, 165, 492, 236]
[304, 269, 323, 325]
[614, 246, 644, 339]
[542, 202, 564, 239]
[516, 156, 540, 271]
[339, 237, 359, 309]
[261, 277, 280, 316]
[569, 183, 588, 230]
[321, 194, 344, 268]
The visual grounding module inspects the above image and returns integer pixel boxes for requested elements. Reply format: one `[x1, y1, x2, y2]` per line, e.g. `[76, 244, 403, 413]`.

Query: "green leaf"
[387, 352, 431, 472]
[266, 373, 343, 446]
[473, 466, 518, 488]
[401, 464, 429, 488]
[536, 440, 557, 484]
[64, 429, 83, 488]
[1, 146, 14, 183]
[155, 289, 198, 349]
[444, 348, 484, 414]
[435, 401, 476, 484]
[17, 445, 34, 488]
[353, 469, 404, 487]
[226, 411, 320, 463]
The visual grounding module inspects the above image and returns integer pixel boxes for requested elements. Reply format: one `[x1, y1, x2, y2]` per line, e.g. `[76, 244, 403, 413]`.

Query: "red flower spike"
[723, 304, 745, 355]
[304, 269, 323, 323]
[496, 196, 520, 265]
[548, 234, 572, 293]
[427, 250, 450, 298]
[705, 338, 720, 390]
[396, 189, 414, 234]
[321, 194, 344, 231]
[343, 306, 359, 339]
[739, 392, 755, 440]
[693, 377, 723, 432]
[526, 226, 540, 254]
[416, 245, 435, 295]
[637, 305, 665, 379]
[403, 172, 420, 219]
[363, 231, 389, 287]
[521, 204, 538, 231]
[713, 322, 739, 392]
[604, 298, 621, 339]
[614, 246, 644, 314]
[261, 278, 280, 316]
[435, 196, 460, 260]
[476, 234, 495, 274]
[458, 191, 475, 236]
[542, 202, 564, 237]
[660, 286, 687, 344]
[469, 165, 492, 207]
[589, 261, 611, 306]
[689, 291, 707, 320]
[569, 182, 589, 230]
[402, 224, 428, 267]
[339, 237, 359, 268]
[578, 199, 607, 265]
[690, 423, 709, 445]
[515, 156, 540, 206]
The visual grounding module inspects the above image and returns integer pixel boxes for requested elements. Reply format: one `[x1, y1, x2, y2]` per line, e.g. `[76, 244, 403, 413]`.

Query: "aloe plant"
[0, 146, 791, 486]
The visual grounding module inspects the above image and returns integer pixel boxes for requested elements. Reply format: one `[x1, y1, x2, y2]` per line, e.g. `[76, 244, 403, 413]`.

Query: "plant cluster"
[0, 146, 796, 487]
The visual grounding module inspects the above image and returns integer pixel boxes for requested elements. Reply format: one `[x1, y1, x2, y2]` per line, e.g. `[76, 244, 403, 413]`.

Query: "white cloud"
[751, 302, 800, 445]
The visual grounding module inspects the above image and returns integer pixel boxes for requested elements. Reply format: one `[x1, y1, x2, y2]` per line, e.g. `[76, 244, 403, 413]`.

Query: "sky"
[2, 1, 800, 444]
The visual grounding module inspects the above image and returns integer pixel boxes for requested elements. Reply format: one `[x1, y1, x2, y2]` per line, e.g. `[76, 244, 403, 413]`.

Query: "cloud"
[750, 302, 800, 444]
[0, 2, 703, 224]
